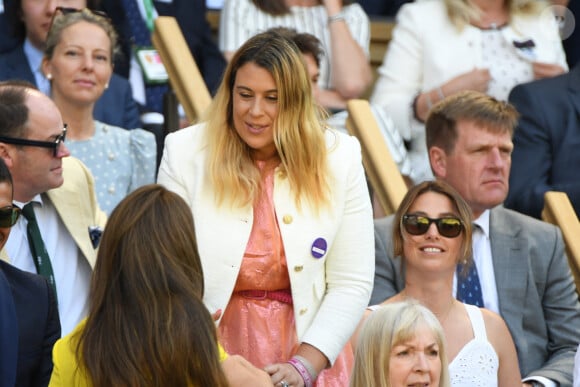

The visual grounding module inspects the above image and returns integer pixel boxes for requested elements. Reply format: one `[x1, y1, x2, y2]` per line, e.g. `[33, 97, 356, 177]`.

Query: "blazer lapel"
[490, 208, 528, 328]
[45, 188, 96, 268]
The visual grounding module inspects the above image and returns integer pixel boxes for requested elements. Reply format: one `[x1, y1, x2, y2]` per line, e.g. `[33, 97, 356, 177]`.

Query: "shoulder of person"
[0, 260, 47, 294]
[479, 307, 516, 351]
[397, 0, 447, 19]
[479, 307, 508, 331]
[510, 68, 573, 100]
[491, 206, 560, 236]
[62, 156, 90, 177]
[374, 214, 396, 232]
[164, 122, 208, 149]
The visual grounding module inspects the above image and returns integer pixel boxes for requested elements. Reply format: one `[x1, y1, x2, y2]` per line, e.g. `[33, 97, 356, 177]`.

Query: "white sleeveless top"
[449, 304, 499, 386]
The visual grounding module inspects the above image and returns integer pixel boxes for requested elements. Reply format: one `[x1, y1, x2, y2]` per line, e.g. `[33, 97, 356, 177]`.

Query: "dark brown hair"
[268, 27, 324, 68]
[77, 184, 229, 387]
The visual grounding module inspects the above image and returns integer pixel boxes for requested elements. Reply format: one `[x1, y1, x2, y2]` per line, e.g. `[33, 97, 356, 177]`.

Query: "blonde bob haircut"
[393, 180, 473, 275]
[445, 0, 548, 30]
[203, 29, 330, 211]
[350, 300, 451, 387]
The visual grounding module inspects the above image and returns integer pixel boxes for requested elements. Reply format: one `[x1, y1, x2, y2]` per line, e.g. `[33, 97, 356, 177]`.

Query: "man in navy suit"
[100, 0, 226, 96]
[505, 64, 580, 218]
[0, 156, 60, 387]
[0, 0, 142, 130]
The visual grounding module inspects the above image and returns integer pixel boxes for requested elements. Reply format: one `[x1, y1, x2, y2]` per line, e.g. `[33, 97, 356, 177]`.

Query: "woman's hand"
[264, 362, 305, 387]
[445, 68, 491, 94]
[211, 309, 222, 321]
[222, 355, 273, 387]
[532, 62, 567, 80]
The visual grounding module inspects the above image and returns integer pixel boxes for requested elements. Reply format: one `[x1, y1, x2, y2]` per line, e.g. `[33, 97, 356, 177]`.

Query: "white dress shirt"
[6, 195, 92, 336]
[23, 39, 50, 96]
[453, 209, 499, 313]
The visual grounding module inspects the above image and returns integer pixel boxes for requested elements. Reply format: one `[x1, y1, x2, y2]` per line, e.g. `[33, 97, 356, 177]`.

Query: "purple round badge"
[311, 238, 327, 259]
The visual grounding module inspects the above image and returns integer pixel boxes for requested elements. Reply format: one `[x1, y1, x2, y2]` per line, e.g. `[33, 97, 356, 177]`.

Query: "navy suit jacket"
[0, 45, 142, 130]
[100, 0, 226, 95]
[505, 65, 580, 219]
[0, 261, 60, 387]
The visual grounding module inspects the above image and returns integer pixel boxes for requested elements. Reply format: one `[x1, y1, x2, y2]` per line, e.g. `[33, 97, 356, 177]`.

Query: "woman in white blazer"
[157, 30, 374, 387]
[370, 0, 567, 182]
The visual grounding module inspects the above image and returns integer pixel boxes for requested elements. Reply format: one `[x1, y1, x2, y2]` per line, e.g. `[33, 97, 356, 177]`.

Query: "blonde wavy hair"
[202, 29, 330, 211]
[445, 0, 549, 29]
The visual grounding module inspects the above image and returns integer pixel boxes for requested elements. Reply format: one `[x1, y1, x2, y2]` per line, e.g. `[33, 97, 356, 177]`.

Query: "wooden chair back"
[346, 99, 407, 215]
[542, 191, 580, 294]
[152, 16, 212, 124]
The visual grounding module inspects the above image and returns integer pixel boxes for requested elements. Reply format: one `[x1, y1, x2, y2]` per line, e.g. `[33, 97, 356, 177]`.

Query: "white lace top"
[480, 26, 532, 102]
[449, 304, 499, 387]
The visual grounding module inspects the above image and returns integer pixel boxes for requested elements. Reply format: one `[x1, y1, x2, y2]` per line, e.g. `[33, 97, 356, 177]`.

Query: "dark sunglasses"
[0, 206, 21, 228]
[50, 7, 111, 29]
[402, 214, 464, 238]
[0, 125, 67, 157]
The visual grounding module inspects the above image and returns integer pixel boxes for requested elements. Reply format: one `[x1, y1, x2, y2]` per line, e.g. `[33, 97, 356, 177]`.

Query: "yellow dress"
[49, 320, 228, 386]
[218, 160, 353, 386]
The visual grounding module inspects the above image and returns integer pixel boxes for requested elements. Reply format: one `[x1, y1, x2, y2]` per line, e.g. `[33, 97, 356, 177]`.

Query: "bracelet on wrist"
[287, 357, 314, 387]
[411, 92, 424, 123]
[425, 91, 433, 111]
[292, 355, 318, 380]
[328, 11, 345, 25]
[436, 86, 445, 101]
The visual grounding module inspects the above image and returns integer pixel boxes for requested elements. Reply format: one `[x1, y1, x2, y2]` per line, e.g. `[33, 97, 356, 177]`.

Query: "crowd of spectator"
[0, 0, 579, 386]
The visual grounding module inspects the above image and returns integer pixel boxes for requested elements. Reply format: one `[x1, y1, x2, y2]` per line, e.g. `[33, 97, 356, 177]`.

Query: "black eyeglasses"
[0, 206, 21, 228]
[402, 214, 464, 238]
[0, 125, 67, 157]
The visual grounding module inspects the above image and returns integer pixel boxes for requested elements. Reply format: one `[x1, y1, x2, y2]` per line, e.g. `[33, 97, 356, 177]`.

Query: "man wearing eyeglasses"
[0, 81, 107, 337]
[370, 91, 580, 386]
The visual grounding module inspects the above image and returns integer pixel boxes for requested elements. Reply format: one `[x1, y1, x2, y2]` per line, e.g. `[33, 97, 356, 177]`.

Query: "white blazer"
[157, 124, 374, 363]
[370, 0, 567, 181]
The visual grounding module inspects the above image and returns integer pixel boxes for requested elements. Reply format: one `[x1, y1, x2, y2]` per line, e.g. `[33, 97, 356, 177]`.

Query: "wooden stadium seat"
[346, 99, 407, 216]
[542, 191, 580, 295]
[152, 16, 212, 124]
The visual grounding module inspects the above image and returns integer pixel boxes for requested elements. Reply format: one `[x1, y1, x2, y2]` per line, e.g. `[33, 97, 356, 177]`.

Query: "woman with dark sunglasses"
[352, 180, 520, 387]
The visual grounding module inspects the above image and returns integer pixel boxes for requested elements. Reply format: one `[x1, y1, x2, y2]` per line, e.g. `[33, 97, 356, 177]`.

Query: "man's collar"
[14, 193, 44, 209]
[23, 38, 44, 72]
[473, 209, 490, 238]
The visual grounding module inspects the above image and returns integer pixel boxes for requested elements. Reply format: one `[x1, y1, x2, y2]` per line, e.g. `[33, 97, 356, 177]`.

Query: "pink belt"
[236, 289, 293, 305]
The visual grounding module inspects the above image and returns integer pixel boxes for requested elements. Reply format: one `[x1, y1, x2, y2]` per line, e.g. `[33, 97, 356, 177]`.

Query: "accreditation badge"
[135, 46, 169, 85]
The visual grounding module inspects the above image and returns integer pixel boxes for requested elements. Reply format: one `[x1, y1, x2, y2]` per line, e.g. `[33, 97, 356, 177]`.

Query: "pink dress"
[218, 160, 353, 386]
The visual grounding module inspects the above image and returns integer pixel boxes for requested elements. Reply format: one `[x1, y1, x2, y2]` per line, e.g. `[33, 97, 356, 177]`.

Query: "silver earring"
[46, 73, 52, 80]
[104, 83, 109, 89]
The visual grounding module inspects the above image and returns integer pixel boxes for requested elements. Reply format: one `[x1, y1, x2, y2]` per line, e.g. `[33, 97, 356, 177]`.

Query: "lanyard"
[142, 0, 155, 32]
